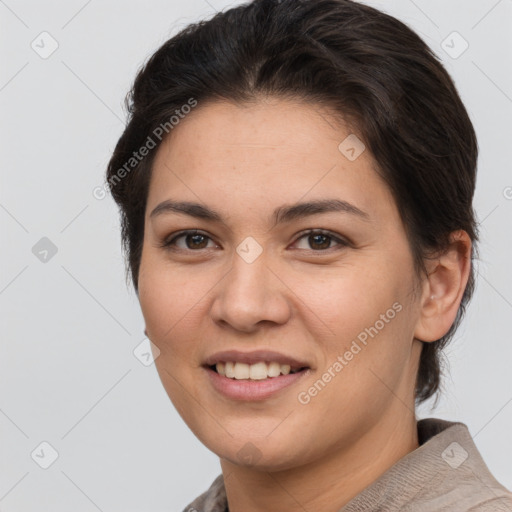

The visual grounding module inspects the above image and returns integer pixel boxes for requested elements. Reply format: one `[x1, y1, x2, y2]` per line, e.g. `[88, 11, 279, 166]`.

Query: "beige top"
[182, 418, 512, 511]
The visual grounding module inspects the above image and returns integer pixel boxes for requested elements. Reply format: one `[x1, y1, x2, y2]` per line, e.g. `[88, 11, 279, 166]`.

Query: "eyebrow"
[149, 198, 371, 226]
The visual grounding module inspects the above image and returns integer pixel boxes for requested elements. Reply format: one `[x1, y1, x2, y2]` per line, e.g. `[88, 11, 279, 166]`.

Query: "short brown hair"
[106, 0, 479, 405]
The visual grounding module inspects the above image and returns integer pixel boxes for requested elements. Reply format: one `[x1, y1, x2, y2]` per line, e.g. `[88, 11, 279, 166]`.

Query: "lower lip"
[205, 366, 310, 401]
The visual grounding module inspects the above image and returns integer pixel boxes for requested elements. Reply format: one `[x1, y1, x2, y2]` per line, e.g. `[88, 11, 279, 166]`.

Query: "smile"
[212, 361, 305, 380]
[205, 366, 310, 400]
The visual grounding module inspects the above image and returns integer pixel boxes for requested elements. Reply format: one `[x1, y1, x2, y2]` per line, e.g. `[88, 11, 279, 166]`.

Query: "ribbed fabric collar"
[183, 418, 512, 512]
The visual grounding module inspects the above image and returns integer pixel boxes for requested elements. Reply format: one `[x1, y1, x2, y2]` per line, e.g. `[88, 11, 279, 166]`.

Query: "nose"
[210, 248, 291, 333]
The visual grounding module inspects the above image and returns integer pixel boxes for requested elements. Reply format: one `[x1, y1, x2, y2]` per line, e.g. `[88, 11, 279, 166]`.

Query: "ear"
[414, 230, 472, 343]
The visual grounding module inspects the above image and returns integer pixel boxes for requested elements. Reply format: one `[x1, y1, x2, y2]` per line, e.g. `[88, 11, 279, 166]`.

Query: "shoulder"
[467, 496, 512, 511]
[182, 474, 227, 512]
[405, 418, 512, 511]
[342, 417, 512, 512]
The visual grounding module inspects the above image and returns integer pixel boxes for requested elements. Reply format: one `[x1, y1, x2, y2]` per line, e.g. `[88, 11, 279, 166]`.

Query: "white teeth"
[249, 362, 268, 380]
[214, 361, 301, 380]
[234, 362, 250, 380]
[225, 361, 235, 378]
[267, 361, 281, 378]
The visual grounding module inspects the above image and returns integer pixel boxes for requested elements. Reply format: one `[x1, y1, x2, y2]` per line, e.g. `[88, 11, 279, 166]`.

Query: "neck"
[220, 410, 419, 512]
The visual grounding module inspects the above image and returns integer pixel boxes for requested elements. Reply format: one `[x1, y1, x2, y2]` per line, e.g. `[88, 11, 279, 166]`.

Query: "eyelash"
[159, 229, 350, 253]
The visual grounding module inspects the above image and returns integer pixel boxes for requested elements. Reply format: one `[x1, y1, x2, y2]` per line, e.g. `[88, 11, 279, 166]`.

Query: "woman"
[105, 0, 512, 510]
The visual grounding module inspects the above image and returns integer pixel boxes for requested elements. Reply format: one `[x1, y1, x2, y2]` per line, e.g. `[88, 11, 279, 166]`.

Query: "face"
[138, 98, 425, 471]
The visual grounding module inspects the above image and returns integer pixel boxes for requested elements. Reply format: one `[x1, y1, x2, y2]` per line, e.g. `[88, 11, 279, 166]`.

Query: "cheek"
[138, 257, 208, 415]
[293, 262, 414, 394]
[138, 253, 208, 344]
[287, 261, 401, 344]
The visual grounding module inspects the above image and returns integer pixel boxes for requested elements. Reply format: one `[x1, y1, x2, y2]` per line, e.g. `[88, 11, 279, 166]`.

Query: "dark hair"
[106, 0, 479, 406]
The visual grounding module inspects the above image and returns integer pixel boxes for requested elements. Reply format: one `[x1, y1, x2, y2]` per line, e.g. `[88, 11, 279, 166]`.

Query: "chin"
[200, 429, 315, 472]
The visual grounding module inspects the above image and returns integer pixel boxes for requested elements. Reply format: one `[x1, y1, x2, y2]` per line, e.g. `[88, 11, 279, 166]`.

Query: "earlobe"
[414, 230, 472, 343]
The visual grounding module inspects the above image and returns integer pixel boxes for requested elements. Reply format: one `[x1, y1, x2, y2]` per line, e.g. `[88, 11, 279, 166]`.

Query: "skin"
[137, 97, 471, 512]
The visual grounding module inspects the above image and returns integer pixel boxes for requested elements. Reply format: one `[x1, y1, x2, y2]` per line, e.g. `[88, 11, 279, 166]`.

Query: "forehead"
[147, 98, 396, 225]
[154, 98, 355, 166]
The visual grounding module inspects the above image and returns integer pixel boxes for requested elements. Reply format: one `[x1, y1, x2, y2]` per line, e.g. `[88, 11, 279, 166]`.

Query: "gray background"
[1, 0, 511, 510]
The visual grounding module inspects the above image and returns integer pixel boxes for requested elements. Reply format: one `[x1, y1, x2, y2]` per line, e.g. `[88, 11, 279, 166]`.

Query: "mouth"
[207, 361, 308, 380]
[203, 349, 311, 400]
[204, 363, 310, 401]
[203, 349, 311, 380]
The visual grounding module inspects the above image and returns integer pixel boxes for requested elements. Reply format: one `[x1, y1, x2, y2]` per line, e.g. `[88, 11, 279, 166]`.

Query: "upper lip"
[204, 349, 310, 370]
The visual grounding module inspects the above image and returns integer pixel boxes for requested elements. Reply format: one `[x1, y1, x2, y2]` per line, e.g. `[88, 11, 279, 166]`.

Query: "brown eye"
[293, 230, 349, 251]
[183, 233, 209, 249]
[161, 230, 216, 251]
[308, 233, 331, 250]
